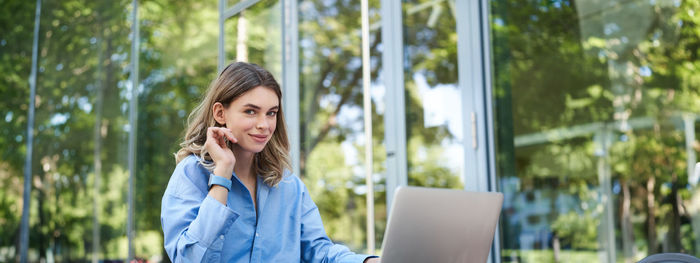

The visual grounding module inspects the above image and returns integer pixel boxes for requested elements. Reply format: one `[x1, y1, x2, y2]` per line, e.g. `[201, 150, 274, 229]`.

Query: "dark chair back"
[638, 253, 700, 263]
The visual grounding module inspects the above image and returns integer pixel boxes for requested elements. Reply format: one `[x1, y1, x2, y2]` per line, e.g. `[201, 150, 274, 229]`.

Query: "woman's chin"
[234, 144, 266, 155]
[247, 146, 266, 154]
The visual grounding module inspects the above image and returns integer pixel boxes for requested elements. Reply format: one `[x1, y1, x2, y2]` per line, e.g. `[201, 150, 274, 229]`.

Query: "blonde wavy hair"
[175, 62, 291, 187]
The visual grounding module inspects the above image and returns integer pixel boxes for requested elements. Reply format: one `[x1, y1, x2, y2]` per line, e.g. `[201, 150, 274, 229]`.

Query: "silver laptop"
[380, 186, 504, 263]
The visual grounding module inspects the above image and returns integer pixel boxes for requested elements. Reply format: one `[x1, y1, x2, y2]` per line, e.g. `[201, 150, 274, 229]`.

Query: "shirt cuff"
[188, 195, 239, 247]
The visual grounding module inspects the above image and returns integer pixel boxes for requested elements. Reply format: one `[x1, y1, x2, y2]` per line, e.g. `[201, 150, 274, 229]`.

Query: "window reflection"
[402, 0, 463, 189]
[225, 0, 282, 79]
[298, 0, 384, 252]
[491, 0, 700, 261]
[0, 1, 36, 261]
[1, 0, 225, 261]
[20, 0, 132, 261]
[137, 0, 220, 261]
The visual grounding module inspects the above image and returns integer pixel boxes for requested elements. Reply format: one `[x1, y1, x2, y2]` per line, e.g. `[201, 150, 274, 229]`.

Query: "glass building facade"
[2, 0, 700, 262]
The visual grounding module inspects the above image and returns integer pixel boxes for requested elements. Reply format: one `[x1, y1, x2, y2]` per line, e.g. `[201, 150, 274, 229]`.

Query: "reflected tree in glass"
[402, 0, 464, 190]
[491, 0, 700, 262]
[298, 0, 384, 251]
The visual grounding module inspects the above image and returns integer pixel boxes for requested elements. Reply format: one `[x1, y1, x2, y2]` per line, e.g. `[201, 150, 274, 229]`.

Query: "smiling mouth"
[250, 134, 268, 142]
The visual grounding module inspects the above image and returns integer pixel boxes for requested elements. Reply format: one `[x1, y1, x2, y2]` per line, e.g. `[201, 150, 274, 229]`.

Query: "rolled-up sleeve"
[161, 158, 239, 263]
[299, 183, 375, 263]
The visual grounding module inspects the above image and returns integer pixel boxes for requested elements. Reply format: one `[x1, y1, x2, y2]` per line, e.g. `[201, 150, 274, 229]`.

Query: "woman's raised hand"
[205, 127, 237, 179]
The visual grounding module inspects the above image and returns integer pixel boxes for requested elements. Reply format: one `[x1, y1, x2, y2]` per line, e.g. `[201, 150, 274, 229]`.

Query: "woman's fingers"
[215, 128, 236, 146]
[205, 127, 237, 169]
[216, 129, 227, 147]
[207, 127, 236, 148]
[206, 127, 222, 149]
[206, 126, 214, 140]
[224, 128, 237, 143]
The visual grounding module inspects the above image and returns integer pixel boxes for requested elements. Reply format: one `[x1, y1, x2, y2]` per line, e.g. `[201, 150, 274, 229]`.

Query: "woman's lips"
[250, 134, 268, 143]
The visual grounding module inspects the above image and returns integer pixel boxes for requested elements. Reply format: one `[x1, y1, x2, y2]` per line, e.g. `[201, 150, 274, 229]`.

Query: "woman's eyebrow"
[243, 104, 279, 110]
[243, 104, 261, 110]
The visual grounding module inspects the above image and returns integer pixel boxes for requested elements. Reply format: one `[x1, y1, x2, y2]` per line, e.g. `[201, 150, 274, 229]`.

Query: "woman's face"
[221, 86, 279, 154]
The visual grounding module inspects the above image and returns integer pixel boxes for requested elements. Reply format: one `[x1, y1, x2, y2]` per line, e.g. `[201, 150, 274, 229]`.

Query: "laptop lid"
[380, 186, 504, 263]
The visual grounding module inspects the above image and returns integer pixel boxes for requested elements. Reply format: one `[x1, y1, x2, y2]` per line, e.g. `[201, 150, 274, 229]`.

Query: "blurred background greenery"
[2, 0, 700, 262]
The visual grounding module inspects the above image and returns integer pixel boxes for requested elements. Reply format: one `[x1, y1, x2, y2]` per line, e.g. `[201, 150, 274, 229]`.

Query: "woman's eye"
[245, 110, 255, 115]
[267, 111, 277, 117]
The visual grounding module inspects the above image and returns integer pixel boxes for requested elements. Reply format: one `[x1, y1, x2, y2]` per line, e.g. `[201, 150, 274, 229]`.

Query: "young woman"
[161, 62, 380, 263]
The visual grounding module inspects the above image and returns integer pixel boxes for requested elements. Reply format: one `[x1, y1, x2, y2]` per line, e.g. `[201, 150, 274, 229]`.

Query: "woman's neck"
[232, 147, 255, 181]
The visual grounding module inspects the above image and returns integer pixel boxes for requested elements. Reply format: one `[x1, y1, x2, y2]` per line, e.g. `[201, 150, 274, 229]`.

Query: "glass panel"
[402, 0, 463, 189]
[1, 0, 223, 261]
[298, 0, 384, 252]
[225, 0, 281, 79]
[491, 0, 700, 261]
[136, 0, 220, 261]
[0, 1, 35, 260]
[12, 0, 132, 261]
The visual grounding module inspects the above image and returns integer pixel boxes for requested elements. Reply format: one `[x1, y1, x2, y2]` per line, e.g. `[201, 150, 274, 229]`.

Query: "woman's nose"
[256, 116, 269, 129]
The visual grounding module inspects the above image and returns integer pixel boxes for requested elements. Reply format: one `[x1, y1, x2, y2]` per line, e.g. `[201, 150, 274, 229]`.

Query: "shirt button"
[220, 235, 225, 240]
[255, 233, 259, 237]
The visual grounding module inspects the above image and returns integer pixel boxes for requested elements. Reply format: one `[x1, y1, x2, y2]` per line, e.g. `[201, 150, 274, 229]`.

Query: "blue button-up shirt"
[161, 155, 375, 263]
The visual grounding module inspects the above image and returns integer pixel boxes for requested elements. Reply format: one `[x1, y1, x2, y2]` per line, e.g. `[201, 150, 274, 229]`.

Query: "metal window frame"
[455, 0, 500, 261]
[281, 0, 300, 177]
[127, 0, 140, 261]
[360, 0, 376, 253]
[381, 0, 408, 214]
[19, 0, 42, 262]
[457, 0, 491, 192]
[225, 0, 261, 20]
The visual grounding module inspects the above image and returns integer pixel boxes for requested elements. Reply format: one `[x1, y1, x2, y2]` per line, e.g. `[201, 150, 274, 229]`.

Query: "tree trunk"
[647, 176, 657, 254]
[236, 11, 248, 62]
[621, 179, 635, 262]
[552, 232, 560, 263]
[39, 187, 46, 262]
[667, 172, 681, 251]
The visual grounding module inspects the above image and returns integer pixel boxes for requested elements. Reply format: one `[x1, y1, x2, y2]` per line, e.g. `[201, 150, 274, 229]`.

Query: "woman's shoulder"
[175, 154, 209, 176]
[177, 153, 201, 166]
[275, 169, 308, 193]
[166, 154, 209, 197]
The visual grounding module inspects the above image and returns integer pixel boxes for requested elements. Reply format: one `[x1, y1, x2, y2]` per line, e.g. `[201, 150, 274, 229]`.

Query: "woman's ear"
[212, 102, 226, 126]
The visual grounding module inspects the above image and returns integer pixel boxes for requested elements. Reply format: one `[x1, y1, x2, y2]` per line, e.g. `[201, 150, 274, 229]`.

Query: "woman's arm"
[161, 162, 239, 262]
